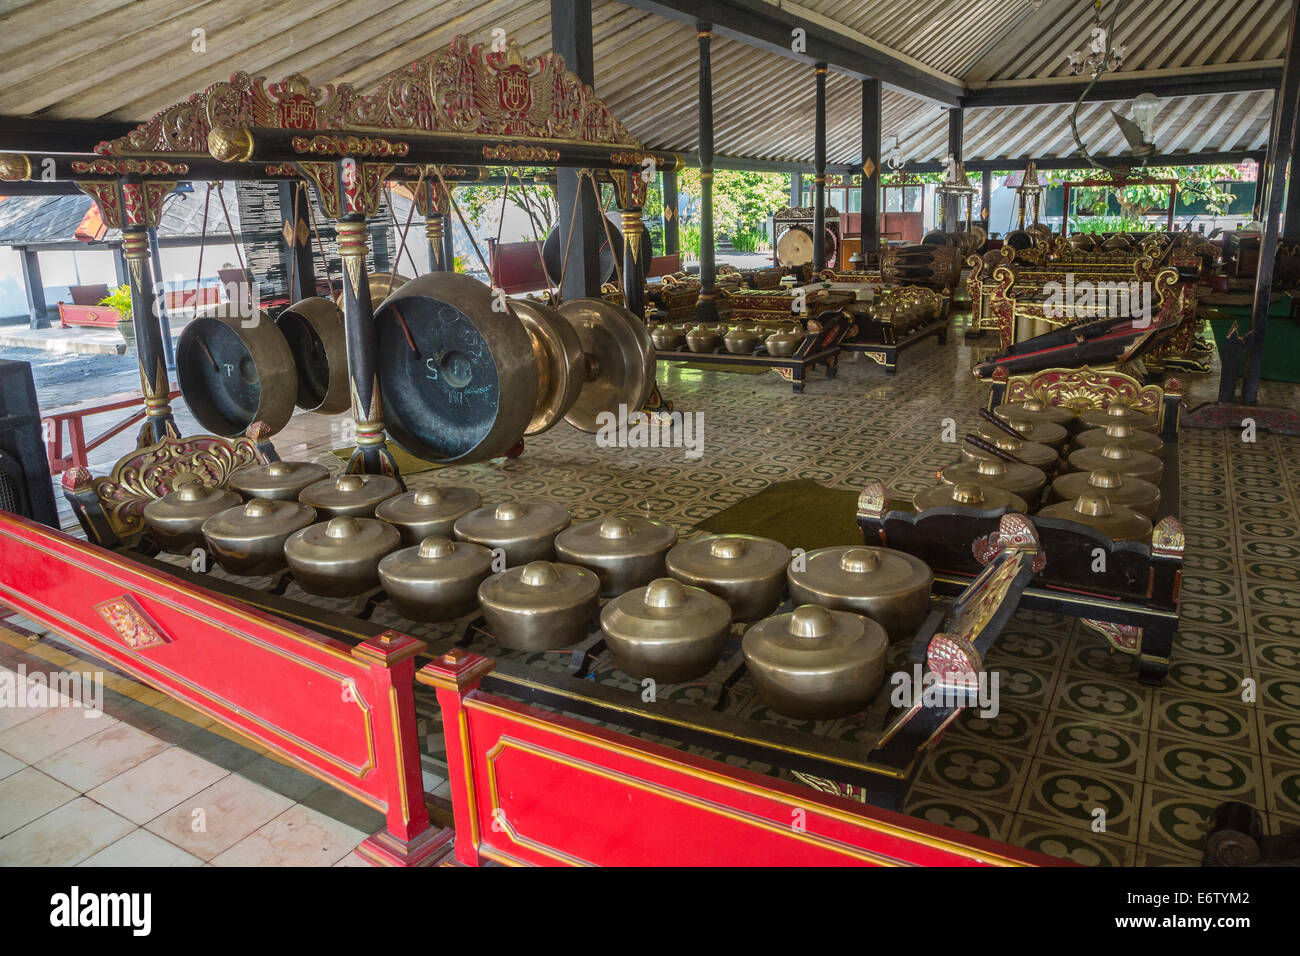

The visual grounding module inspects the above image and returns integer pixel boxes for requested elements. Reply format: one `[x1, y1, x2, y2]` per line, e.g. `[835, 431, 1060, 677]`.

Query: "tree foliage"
[676, 169, 790, 236]
[458, 170, 559, 238]
[1046, 165, 1243, 223]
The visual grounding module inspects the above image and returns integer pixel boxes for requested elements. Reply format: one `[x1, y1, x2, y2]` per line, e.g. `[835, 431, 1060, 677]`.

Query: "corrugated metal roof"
[0, 0, 1284, 166]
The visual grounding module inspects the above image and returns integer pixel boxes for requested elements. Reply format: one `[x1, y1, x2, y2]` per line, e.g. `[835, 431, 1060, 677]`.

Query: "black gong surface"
[541, 212, 652, 287]
[374, 297, 503, 462]
[175, 318, 261, 436]
[276, 312, 330, 410]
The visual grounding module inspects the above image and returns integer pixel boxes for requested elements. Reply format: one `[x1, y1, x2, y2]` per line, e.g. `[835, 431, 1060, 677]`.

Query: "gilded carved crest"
[1004, 366, 1163, 419]
[91, 434, 265, 539]
[97, 35, 640, 159]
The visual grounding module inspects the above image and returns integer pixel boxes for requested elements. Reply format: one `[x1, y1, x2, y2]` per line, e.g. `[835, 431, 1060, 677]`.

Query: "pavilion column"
[695, 23, 718, 322]
[443, 215, 455, 272]
[621, 205, 646, 319]
[790, 172, 802, 207]
[1241, 0, 1300, 404]
[859, 77, 882, 265]
[552, 0, 603, 299]
[662, 169, 679, 258]
[113, 242, 128, 287]
[278, 181, 316, 300]
[337, 214, 397, 476]
[942, 108, 964, 231]
[413, 177, 451, 272]
[123, 231, 176, 443]
[147, 226, 175, 368]
[18, 247, 49, 330]
[813, 63, 828, 273]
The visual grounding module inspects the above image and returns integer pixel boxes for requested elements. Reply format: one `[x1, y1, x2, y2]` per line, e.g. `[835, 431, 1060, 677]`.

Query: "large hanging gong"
[555, 298, 655, 433]
[275, 296, 349, 414]
[175, 306, 297, 436]
[373, 272, 538, 463]
[510, 297, 585, 435]
[541, 212, 652, 287]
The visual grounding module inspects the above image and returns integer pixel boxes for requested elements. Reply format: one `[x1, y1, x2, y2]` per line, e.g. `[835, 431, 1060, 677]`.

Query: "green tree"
[676, 169, 790, 237]
[1046, 165, 1243, 228]
[458, 171, 559, 237]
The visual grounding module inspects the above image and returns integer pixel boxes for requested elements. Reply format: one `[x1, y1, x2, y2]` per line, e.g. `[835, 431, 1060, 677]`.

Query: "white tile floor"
[0, 663, 369, 866]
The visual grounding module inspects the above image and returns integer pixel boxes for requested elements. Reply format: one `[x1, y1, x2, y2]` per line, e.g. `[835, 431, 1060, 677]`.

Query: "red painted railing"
[419, 650, 1066, 867]
[0, 514, 449, 866]
[43, 390, 183, 476]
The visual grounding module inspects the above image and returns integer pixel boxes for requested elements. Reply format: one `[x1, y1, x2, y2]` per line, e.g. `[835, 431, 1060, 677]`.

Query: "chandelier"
[1067, 0, 1125, 78]
[884, 136, 906, 172]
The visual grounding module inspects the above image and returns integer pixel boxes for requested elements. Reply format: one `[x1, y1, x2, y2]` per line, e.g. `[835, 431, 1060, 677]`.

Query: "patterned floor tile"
[912, 740, 1031, 808]
[1051, 675, 1151, 727]
[902, 785, 1015, 842]
[1008, 815, 1137, 866]
[1035, 714, 1148, 780]
[1139, 786, 1226, 858]
[1145, 737, 1263, 805]
[1017, 758, 1141, 839]
[1263, 758, 1300, 816]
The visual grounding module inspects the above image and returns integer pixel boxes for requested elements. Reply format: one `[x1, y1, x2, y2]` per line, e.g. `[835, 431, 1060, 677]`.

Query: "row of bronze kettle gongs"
[926, 396, 1167, 543]
[141, 465, 934, 720]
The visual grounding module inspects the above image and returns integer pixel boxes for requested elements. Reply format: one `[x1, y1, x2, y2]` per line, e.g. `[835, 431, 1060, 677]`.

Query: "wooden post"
[552, 0, 604, 299]
[662, 169, 680, 257]
[790, 171, 802, 208]
[337, 214, 399, 477]
[696, 23, 719, 321]
[943, 108, 964, 231]
[18, 247, 48, 330]
[352, 633, 452, 866]
[813, 63, 828, 272]
[417, 649, 496, 867]
[1242, 0, 1300, 403]
[622, 207, 647, 319]
[860, 77, 882, 264]
[278, 181, 316, 300]
[147, 227, 175, 369]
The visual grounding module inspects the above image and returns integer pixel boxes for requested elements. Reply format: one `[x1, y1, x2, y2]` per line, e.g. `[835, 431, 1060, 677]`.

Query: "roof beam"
[901, 149, 1266, 174]
[616, 0, 963, 106]
[964, 62, 1282, 108]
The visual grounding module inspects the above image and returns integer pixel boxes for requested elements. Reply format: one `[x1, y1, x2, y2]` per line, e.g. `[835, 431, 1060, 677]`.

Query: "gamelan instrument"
[142, 482, 242, 552]
[201, 498, 317, 576]
[1066, 442, 1163, 485]
[1051, 468, 1161, 518]
[600, 577, 732, 682]
[228, 460, 328, 501]
[742, 605, 888, 720]
[477, 560, 601, 650]
[665, 534, 790, 622]
[1037, 493, 1153, 543]
[453, 500, 571, 565]
[553, 516, 678, 597]
[939, 457, 1046, 505]
[377, 536, 495, 622]
[299, 473, 402, 519]
[283, 516, 401, 596]
[912, 481, 1028, 515]
[1073, 420, 1164, 455]
[374, 486, 482, 548]
[786, 546, 933, 642]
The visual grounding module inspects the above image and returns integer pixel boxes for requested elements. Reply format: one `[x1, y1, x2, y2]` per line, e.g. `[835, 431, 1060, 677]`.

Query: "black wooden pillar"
[942, 108, 964, 231]
[696, 23, 718, 321]
[147, 227, 175, 368]
[278, 181, 316, 299]
[552, 0, 603, 299]
[859, 77, 882, 264]
[790, 172, 803, 207]
[662, 169, 679, 257]
[1241, 0, 1300, 403]
[813, 63, 828, 273]
[113, 242, 128, 287]
[443, 217, 455, 273]
[123, 229, 176, 442]
[18, 247, 48, 330]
